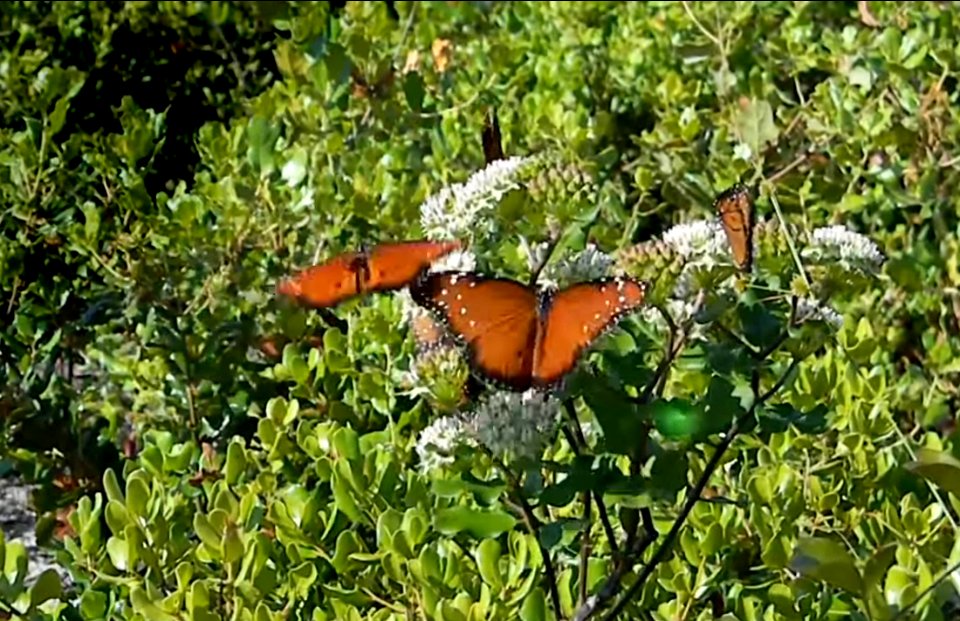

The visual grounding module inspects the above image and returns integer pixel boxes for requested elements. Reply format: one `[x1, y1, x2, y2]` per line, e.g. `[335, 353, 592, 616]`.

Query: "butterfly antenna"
[529, 233, 563, 288]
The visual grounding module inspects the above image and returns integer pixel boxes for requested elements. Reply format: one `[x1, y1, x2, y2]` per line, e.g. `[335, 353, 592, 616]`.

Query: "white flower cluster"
[804, 225, 885, 272]
[420, 156, 535, 240]
[540, 243, 615, 289]
[415, 414, 474, 471]
[795, 297, 844, 330]
[661, 219, 729, 262]
[416, 389, 561, 471]
[467, 390, 560, 460]
[659, 219, 738, 310]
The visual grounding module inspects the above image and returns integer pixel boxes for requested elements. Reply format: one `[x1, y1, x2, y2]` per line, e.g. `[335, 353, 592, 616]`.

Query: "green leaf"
[222, 523, 244, 564]
[650, 398, 707, 441]
[130, 586, 178, 621]
[194, 514, 221, 552]
[290, 562, 319, 599]
[734, 98, 779, 154]
[864, 544, 897, 594]
[435, 507, 517, 539]
[79, 589, 108, 618]
[104, 500, 131, 535]
[476, 539, 503, 590]
[126, 476, 150, 518]
[29, 568, 62, 607]
[331, 463, 364, 523]
[225, 439, 247, 485]
[403, 72, 425, 111]
[789, 537, 863, 596]
[432, 473, 507, 505]
[904, 448, 960, 498]
[519, 587, 547, 621]
[246, 116, 280, 176]
[103, 469, 124, 504]
[579, 375, 646, 455]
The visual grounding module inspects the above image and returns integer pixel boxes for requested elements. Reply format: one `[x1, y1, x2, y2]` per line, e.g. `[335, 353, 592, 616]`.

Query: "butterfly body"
[411, 271, 647, 391]
[715, 184, 755, 272]
[278, 240, 462, 309]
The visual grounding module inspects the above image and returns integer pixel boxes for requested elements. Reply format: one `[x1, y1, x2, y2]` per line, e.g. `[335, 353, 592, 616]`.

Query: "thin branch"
[632, 306, 679, 405]
[572, 508, 658, 621]
[681, 1, 723, 49]
[766, 150, 810, 185]
[891, 556, 960, 620]
[563, 399, 621, 559]
[487, 451, 563, 616]
[579, 490, 593, 607]
[589, 358, 801, 620]
[594, 494, 619, 562]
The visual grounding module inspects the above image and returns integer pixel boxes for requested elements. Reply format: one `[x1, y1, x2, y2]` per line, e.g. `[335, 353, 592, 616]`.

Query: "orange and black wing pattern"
[411, 271, 540, 390]
[535, 278, 647, 387]
[715, 184, 755, 272]
[276, 252, 365, 308]
[278, 240, 461, 309]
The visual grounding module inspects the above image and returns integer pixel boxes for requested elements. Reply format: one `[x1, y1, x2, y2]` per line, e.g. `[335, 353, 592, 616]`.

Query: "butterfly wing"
[482, 109, 505, 164]
[715, 184, 755, 272]
[411, 272, 539, 390]
[364, 240, 463, 292]
[277, 253, 364, 308]
[534, 277, 647, 388]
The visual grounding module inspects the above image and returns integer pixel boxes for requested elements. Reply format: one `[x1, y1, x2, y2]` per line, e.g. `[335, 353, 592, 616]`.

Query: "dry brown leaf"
[432, 38, 453, 73]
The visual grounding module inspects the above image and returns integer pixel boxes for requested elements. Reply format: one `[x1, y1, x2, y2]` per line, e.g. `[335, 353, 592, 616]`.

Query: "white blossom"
[805, 225, 885, 271]
[413, 389, 561, 470]
[661, 219, 728, 262]
[430, 248, 477, 273]
[420, 156, 535, 239]
[540, 243, 615, 289]
[795, 297, 844, 329]
[416, 414, 474, 471]
[465, 390, 560, 460]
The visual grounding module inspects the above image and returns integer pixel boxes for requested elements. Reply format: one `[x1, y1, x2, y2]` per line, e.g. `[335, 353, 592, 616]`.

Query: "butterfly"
[482, 109, 505, 164]
[278, 240, 462, 309]
[410, 271, 647, 391]
[715, 183, 755, 272]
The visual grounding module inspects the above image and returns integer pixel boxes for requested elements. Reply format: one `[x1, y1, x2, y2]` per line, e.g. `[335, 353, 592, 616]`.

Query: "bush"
[2, 1, 960, 620]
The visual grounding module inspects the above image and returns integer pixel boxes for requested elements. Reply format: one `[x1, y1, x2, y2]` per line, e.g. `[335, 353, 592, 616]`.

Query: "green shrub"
[3, 1, 960, 620]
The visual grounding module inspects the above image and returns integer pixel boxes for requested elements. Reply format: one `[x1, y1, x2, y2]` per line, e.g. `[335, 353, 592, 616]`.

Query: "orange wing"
[364, 240, 463, 292]
[278, 240, 461, 309]
[411, 272, 539, 390]
[534, 278, 647, 388]
[276, 253, 364, 308]
[715, 184, 755, 272]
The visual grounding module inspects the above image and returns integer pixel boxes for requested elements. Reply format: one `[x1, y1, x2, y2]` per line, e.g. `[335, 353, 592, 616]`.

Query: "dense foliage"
[2, 1, 960, 620]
